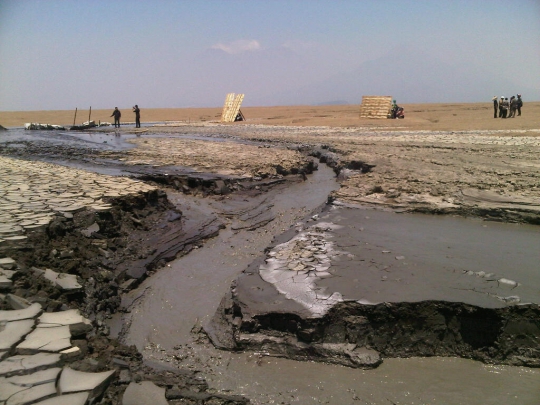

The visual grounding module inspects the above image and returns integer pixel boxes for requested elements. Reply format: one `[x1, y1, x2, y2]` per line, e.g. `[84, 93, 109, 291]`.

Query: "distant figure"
[391, 100, 398, 118]
[110, 107, 121, 128]
[492, 96, 498, 118]
[509, 96, 517, 118]
[133, 105, 141, 128]
[498, 96, 504, 118]
[500, 98, 509, 118]
[516, 94, 523, 116]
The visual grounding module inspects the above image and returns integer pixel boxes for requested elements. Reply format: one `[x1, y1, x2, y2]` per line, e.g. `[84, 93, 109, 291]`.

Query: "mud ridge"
[209, 294, 540, 368]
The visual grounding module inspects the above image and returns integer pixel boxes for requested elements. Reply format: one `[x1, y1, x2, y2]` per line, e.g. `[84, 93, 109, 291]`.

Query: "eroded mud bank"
[207, 202, 540, 369]
[0, 183, 250, 404]
[210, 296, 539, 368]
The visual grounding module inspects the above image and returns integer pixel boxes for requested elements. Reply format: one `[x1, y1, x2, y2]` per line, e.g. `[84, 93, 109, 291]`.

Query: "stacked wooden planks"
[359, 96, 393, 118]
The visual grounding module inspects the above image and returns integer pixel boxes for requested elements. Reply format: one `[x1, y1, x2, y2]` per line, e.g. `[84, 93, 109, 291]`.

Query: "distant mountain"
[259, 47, 540, 105]
[174, 45, 539, 107]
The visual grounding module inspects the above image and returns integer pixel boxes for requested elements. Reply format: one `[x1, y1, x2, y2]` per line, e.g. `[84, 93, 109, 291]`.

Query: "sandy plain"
[1, 101, 540, 130]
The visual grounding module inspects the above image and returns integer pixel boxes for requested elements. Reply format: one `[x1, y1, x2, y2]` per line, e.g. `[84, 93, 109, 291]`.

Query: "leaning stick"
[73, 108, 78, 126]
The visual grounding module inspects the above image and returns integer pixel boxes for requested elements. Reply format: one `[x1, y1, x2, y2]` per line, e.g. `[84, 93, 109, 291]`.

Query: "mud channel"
[0, 124, 539, 404]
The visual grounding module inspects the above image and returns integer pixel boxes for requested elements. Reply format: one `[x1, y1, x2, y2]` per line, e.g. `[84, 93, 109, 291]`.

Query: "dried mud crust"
[3, 190, 179, 316]
[4, 125, 540, 223]
[1, 190, 249, 404]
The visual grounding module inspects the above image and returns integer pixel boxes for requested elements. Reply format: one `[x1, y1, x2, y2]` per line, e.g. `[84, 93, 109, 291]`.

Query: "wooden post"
[73, 108, 78, 126]
[88, 106, 92, 123]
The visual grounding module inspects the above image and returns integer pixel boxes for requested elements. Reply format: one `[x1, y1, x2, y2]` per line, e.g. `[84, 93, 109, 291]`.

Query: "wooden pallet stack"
[359, 96, 393, 119]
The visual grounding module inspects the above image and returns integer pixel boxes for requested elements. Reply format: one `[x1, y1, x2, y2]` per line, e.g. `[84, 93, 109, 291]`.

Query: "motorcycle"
[394, 107, 405, 119]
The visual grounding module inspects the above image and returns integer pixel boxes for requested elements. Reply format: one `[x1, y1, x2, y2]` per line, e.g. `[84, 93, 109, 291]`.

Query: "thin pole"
[73, 108, 78, 126]
[88, 106, 92, 123]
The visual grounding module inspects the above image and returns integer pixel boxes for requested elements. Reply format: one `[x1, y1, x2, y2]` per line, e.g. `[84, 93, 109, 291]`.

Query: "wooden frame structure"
[221, 93, 245, 122]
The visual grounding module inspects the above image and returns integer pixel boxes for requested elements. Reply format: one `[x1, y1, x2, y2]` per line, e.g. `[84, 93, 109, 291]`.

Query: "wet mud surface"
[1, 124, 539, 404]
[210, 205, 540, 367]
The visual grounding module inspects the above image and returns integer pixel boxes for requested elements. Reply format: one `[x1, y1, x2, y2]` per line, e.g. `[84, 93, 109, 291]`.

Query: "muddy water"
[207, 354, 539, 405]
[118, 163, 540, 404]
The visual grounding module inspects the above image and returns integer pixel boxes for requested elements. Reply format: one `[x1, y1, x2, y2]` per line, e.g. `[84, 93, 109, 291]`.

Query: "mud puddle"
[115, 163, 540, 404]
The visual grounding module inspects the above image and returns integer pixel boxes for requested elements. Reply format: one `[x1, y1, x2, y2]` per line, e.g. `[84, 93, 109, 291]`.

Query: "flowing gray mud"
[117, 165, 540, 404]
[116, 164, 339, 349]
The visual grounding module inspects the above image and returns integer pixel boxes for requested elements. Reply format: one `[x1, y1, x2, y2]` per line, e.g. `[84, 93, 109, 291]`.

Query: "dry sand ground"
[1, 102, 540, 131]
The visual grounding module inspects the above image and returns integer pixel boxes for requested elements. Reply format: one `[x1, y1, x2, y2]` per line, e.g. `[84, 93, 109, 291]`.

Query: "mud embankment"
[210, 294, 540, 368]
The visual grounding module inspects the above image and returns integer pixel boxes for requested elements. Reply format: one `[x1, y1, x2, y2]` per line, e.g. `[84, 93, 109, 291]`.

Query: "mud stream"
[115, 165, 540, 404]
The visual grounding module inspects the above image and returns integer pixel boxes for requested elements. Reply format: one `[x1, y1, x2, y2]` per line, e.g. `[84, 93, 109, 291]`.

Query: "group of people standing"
[110, 105, 141, 128]
[493, 95, 522, 118]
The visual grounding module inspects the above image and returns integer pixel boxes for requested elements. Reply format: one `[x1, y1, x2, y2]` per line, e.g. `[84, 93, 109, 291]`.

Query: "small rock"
[43, 269, 82, 291]
[0, 257, 16, 270]
[6, 294, 32, 310]
[80, 222, 100, 237]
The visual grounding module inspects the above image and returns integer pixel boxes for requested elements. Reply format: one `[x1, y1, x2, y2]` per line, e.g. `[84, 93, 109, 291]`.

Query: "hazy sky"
[1, 0, 539, 111]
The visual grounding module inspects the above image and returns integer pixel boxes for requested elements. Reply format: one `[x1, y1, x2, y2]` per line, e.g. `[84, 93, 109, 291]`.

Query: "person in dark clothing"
[516, 94, 523, 116]
[500, 98, 509, 118]
[110, 107, 121, 128]
[391, 100, 398, 118]
[133, 105, 141, 128]
[492, 96, 498, 118]
[509, 96, 518, 118]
